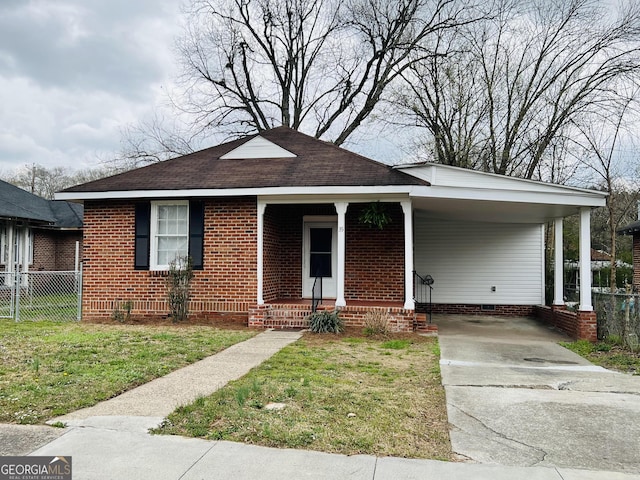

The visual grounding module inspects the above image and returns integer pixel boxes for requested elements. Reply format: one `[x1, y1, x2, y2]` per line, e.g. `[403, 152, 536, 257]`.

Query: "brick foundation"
[534, 305, 598, 341]
[249, 303, 417, 332]
[430, 304, 535, 316]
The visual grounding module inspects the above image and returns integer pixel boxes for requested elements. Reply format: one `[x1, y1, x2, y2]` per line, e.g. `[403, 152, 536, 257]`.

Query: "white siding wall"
[414, 212, 544, 305]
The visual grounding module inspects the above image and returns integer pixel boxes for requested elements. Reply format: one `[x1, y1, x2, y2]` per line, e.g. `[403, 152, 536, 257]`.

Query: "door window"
[309, 227, 332, 277]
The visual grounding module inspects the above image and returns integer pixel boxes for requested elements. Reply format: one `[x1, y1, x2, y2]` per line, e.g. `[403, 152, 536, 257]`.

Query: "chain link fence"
[0, 271, 82, 322]
[593, 291, 640, 344]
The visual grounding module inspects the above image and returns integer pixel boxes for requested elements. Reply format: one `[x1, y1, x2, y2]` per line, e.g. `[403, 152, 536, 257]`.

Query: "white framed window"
[0, 224, 33, 267]
[150, 201, 189, 270]
[26, 228, 33, 265]
[0, 223, 7, 265]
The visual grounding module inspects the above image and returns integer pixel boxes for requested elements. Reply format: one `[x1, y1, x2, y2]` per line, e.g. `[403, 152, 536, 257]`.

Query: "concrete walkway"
[437, 315, 640, 474]
[51, 329, 302, 428]
[4, 326, 640, 479]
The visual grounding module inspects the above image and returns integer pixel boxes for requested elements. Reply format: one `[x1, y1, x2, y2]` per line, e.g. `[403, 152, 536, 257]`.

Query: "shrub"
[363, 310, 390, 336]
[307, 310, 343, 334]
[111, 299, 133, 323]
[166, 257, 194, 322]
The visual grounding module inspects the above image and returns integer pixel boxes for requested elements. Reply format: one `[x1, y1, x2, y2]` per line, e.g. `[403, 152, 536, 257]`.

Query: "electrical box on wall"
[491, 286, 496, 292]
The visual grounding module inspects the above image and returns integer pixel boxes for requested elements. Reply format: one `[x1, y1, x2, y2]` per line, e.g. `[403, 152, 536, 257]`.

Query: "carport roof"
[398, 163, 607, 223]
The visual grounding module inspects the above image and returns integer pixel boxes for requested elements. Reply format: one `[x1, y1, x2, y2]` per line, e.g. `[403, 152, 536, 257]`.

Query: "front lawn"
[0, 320, 255, 424]
[154, 333, 452, 460]
[561, 339, 640, 374]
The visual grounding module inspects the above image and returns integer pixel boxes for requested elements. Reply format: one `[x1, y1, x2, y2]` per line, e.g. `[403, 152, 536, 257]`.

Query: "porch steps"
[263, 303, 312, 329]
[414, 313, 438, 335]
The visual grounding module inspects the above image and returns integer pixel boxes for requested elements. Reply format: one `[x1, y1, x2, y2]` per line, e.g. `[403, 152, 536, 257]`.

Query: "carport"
[397, 163, 607, 339]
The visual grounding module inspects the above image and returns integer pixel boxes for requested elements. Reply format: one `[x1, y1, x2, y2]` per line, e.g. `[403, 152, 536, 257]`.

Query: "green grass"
[561, 339, 640, 374]
[154, 333, 451, 460]
[0, 320, 255, 424]
[0, 293, 79, 321]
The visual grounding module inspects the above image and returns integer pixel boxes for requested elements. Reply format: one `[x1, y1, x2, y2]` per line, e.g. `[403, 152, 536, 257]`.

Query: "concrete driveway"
[437, 315, 640, 474]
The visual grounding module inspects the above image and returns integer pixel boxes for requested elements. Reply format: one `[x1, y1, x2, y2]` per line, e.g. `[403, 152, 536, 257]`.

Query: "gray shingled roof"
[62, 127, 429, 193]
[0, 180, 83, 228]
[48, 201, 84, 229]
[618, 220, 640, 235]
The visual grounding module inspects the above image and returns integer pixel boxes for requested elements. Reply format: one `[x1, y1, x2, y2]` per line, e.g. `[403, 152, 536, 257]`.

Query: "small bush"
[166, 257, 194, 322]
[307, 310, 343, 334]
[363, 310, 390, 336]
[111, 299, 133, 323]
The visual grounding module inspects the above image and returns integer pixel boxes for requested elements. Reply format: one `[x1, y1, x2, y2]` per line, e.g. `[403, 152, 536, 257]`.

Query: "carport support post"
[577, 207, 597, 341]
[578, 207, 593, 311]
[553, 218, 564, 306]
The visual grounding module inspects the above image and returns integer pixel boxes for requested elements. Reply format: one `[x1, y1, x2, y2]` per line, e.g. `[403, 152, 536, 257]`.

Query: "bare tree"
[6, 165, 72, 200]
[5, 164, 124, 199]
[572, 86, 640, 291]
[172, 0, 475, 146]
[396, 0, 640, 180]
[115, 114, 196, 168]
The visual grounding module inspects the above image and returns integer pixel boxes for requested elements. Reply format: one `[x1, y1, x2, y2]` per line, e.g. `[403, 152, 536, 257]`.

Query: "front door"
[302, 221, 337, 298]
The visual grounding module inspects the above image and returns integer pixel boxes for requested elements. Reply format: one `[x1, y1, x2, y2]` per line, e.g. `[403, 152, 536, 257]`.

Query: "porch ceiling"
[411, 196, 587, 224]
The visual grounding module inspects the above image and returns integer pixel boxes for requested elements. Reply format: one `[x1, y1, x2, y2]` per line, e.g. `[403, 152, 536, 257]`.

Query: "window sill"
[149, 270, 170, 277]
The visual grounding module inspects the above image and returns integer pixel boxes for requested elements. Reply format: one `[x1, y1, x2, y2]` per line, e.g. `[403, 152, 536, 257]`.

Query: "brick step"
[264, 305, 312, 329]
[414, 321, 438, 334]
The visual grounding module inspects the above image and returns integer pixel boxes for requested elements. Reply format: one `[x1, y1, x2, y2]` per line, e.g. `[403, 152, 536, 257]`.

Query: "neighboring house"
[565, 248, 632, 291]
[617, 209, 640, 291]
[57, 127, 606, 339]
[0, 179, 83, 280]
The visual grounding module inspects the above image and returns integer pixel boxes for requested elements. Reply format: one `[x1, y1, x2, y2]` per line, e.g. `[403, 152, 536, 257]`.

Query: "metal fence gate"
[0, 270, 82, 322]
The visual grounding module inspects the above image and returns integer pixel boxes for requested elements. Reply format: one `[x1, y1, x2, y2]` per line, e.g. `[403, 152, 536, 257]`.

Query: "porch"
[250, 198, 419, 331]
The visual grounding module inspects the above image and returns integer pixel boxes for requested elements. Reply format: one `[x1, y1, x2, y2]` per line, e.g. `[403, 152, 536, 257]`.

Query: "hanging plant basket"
[358, 201, 391, 230]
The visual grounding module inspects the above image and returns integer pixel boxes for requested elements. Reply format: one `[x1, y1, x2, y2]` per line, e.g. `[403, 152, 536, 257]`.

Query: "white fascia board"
[410, 185, 606, 208]
[399, 163, 609, 197]
[54, 185, 414, 202]
[261, 193, 410, 204]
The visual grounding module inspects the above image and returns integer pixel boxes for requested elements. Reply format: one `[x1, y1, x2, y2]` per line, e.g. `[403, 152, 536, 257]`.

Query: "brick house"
[57, 127, 605, 338]
[617, 209, 640, 291]
[0, 179, 83, 279]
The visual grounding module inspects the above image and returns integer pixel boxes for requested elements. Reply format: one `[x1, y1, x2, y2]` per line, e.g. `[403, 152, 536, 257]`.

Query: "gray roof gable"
[0, 180, 83, 228]
[0, 180, 57, 223]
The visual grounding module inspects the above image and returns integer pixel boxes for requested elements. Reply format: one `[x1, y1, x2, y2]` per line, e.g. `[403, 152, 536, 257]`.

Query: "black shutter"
[189, 200, 205, 270]
[134, 202, 151, 270]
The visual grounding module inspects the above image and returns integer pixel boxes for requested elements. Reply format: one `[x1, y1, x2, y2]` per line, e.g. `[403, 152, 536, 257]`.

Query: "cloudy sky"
[0, 0, 415, 178]
[0, 0, 184, 174]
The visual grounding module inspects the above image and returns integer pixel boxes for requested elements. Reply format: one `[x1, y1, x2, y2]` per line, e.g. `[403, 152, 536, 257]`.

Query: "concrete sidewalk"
[5, 326, 640, 479]
[30, 421, 640, 480]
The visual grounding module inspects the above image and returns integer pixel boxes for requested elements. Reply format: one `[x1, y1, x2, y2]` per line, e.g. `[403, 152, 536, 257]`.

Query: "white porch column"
[256, 201, 266, 305]
[401, 200, 415, 310]
[578, 207, 593, 311]
[553, 218, 564, 306]
[22, 228, 29, 273]
[334, 202, 348, 308]
[6, 224, 14, 282]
